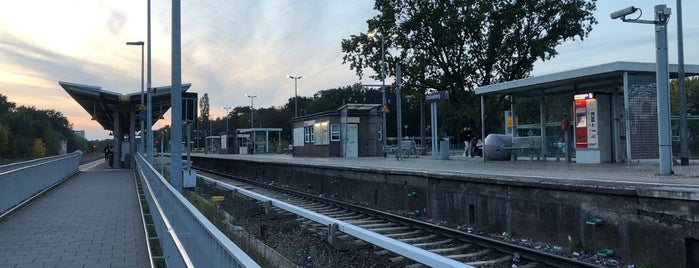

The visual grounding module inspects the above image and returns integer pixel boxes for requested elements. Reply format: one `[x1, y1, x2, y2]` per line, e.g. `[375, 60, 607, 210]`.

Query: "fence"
[135, 154, 260, 268]
[0, 151, 82, 217]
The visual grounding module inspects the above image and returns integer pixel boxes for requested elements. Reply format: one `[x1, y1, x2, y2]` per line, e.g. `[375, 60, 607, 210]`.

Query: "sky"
[0, 0, 697, 141]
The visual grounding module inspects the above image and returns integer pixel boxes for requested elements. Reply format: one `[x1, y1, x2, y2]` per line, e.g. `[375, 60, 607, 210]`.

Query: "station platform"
[0, 160, 149, 268]
[191, 152, 699, 191]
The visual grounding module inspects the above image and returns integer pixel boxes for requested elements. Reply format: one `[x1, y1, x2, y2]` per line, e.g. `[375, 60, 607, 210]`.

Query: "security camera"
[610, 6, 637, 20]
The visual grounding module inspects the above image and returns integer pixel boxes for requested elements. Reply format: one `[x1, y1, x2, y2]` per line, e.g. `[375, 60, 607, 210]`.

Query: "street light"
[246, 94, 258, 154]
[221, 106, 232, 134]
[368, 31, 398, 155]
[126, 41, 144, 153]
[675, 0, 688, 166]
[287, 75, 303, 117]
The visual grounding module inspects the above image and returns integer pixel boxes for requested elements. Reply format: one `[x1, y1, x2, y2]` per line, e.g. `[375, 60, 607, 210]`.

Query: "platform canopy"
[59, 81, 192, 132]
[475, 61, 699, 97]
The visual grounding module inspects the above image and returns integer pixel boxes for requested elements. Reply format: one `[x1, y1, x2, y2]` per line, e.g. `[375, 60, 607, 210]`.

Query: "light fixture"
[158, 102, 165, 119]
[91, 103, 97, 120]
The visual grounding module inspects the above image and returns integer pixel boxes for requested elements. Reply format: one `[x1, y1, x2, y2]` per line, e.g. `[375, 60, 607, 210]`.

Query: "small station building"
[291, 104, 383, 157]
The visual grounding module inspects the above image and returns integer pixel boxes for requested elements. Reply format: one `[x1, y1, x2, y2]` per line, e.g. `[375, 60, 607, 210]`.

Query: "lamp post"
[287, 75, 303, 117]
[676, 0, 688, 165]
[126, 41, 144, 154]
[368, 32, 397, 155]
[221, 106, 232, 134]
[246, 94, 258, 154]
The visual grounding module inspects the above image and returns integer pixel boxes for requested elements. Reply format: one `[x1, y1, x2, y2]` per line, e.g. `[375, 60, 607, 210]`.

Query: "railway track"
[196, 167, 599, 268]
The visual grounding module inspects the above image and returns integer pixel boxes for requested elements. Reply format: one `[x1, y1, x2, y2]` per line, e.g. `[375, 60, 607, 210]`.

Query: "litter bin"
[440, 137, 450, 160]
[483, 134, 512, 161]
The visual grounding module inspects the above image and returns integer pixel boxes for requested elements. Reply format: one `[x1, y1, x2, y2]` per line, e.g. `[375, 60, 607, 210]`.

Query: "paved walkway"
[0, 161, 149, 268]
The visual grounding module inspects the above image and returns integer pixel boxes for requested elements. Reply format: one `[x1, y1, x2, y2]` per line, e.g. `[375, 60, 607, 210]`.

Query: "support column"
[129, 111, 136, 168]
[539, 91, 546, 161]
[113, 109, 121, 169]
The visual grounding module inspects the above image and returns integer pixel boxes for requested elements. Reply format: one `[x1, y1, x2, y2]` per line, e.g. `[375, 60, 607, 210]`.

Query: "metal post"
[380, 35, 387, 156]
[539, 91, 546, 161]
[139, 44, 144, 154]
[655, 5, 672, 175]
[125, 42, 145, 154]
[480, 96, 486, 161]
[430, 102, 438, 157]
[146, 0, 153, 164]
[246, 95, 257, 154]
[170, 0, 183, 191]
[113, 109, 121, 169]
[288, 76, 303, 118]
[396, 65, 402, 160]
[222, 106, 231, 134]
[209, 117, 212, 153]
[186, 123, 191, 169]
[676, 0, 688, 165]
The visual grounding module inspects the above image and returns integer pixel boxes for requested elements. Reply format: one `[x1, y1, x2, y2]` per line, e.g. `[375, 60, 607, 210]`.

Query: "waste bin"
[440, 137, 450, 160]
[483, 134, 512, 161]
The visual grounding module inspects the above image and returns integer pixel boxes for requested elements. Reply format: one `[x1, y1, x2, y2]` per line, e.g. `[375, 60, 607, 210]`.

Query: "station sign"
[425, 91, 449, 103]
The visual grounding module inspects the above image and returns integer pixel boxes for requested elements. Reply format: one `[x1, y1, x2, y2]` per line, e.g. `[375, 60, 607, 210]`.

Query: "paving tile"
[0, 163, 149, 268]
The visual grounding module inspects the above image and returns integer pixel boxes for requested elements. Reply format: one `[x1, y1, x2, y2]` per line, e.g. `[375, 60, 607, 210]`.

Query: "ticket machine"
[574, 93, 611, 163]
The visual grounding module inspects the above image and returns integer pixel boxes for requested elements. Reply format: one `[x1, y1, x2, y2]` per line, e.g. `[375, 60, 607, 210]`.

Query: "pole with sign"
[425, 91, 449, 157]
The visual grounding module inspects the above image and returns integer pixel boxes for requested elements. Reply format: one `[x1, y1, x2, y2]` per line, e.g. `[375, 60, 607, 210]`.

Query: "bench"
[397, 140, 420, 158]
[503, 136, 542, 161]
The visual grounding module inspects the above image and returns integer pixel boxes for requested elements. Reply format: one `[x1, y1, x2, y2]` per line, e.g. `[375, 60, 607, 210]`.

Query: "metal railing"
[0, 151, 82, 217]
[200, 175, 471, 268]
[134, 154, 260, 268]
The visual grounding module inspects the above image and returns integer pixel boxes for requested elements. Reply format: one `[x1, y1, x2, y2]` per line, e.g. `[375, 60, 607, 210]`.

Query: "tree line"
[0, 94, 90, 160]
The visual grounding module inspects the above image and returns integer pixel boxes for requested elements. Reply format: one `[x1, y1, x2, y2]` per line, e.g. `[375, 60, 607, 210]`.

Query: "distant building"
[74, 130, 86, 139]
[291, 104, 383, 157]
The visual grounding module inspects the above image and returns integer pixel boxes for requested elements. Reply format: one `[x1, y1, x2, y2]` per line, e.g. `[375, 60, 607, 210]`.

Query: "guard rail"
[0, 151, 82, 217]
[135, 154, 259, 268]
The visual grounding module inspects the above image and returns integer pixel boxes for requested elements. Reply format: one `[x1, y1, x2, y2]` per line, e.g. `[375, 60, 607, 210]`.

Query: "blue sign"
[425, 91, 449, 103]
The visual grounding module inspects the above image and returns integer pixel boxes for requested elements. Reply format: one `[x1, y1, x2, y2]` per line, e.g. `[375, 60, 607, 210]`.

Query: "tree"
[671, 77, 699, 115]
[0, 94, 88, 159]
[199, 93, 210, 135]
[0, 94, 16, 117]
[341, 0, 597, 134]
[0, 123, 9, 157]
[31, 138, 47, 157]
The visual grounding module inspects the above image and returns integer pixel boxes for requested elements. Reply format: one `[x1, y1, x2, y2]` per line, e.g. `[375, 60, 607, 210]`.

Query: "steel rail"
[199, 173, 471, 268]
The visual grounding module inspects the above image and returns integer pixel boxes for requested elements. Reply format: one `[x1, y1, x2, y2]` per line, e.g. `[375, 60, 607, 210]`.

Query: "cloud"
[107, 9, 128, 35]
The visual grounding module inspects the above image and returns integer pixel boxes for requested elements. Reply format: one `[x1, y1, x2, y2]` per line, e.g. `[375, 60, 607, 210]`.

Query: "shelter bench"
[503, 136, 542, 161]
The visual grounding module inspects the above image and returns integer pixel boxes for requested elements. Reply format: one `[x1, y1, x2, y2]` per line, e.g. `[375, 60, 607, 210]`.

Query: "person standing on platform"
[106, 145, 114, 167]
[103, 145, 110, 161]
[461, 126, 474, 157]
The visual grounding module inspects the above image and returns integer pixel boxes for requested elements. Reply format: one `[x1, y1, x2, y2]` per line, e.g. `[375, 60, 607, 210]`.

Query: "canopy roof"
[475, 61, 699, 97]
[59, 81, 192, 132]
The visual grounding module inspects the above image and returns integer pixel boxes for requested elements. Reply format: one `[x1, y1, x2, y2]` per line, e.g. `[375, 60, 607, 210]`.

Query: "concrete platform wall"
[192, 156, 699, 267]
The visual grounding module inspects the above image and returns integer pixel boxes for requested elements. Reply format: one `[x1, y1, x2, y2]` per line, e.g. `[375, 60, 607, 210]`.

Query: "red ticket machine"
[574, 93, 598, 149]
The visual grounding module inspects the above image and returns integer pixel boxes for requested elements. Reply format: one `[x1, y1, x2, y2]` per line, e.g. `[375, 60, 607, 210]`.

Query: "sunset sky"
[1, 0, 697, 140]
